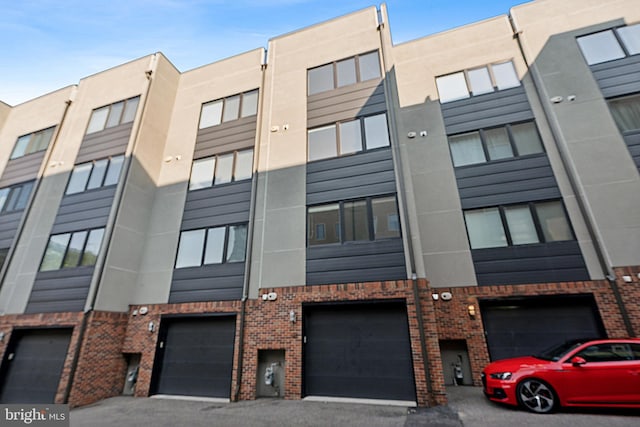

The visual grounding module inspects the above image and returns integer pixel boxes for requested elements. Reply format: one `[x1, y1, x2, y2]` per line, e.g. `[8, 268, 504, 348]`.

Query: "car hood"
[485, 356, 552, 373]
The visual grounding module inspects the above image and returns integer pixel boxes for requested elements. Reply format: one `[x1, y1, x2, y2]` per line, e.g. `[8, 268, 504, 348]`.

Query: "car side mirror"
[571, 356, 587, 366]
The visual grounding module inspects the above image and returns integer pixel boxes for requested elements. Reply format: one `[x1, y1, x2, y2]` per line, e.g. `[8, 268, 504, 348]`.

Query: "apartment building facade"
[0, 0, 638, 408]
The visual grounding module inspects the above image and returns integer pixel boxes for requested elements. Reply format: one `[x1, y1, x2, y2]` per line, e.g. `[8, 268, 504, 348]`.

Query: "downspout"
[64, 54, 159, 403]
[509, 17, 634, 337]
[233, 49, 268, 401]
[377, 5, 433, 399]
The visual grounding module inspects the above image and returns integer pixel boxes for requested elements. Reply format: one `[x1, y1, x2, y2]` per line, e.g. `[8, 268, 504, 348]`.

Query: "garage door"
[0, 328, 72, 403]
[151, 316, 236, 398]
[303, 302, 416, 401]
[481, 295, 606, 361]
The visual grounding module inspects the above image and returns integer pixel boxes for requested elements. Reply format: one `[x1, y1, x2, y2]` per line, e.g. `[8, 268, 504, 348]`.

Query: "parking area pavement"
[69, 387, 639, 427]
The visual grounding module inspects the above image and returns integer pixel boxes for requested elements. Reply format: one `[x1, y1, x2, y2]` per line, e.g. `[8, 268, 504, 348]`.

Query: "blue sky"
[1, 0, 522, 106]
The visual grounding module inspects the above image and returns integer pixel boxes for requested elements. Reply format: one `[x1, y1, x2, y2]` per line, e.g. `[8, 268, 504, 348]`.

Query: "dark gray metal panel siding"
[590, 55, 640, 98]
[195, 116, 256, 159]
[623, 130, 640, 170]
[307, 79, 386, 128]
[454, 154, 562, 209]
[180, 180, 252, 230]
[441, 86, 534, 135]
[306, 148, 396, 205]
[25, 267, 95, 313]
[51, 186, 117, 234]
[306, 239, 406, 285]
[0, 152, 46, 187]
[169, 263, 244, 303]
[0, 211, 24, 249]
[75, 122, 132, 164]
[471, 241, 589, 286]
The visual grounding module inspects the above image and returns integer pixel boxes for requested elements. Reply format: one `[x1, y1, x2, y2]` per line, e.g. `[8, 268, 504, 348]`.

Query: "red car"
[482, 338, 640, 413]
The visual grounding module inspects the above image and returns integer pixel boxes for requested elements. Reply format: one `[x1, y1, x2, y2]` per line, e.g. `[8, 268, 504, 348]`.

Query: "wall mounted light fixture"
[467, 305, 476, 317]
[148, 321, 155, 332]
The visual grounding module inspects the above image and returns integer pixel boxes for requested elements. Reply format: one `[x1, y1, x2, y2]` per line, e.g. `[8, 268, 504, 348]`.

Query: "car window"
[631, 344, 640, 360]
[576, 343, 633, 362]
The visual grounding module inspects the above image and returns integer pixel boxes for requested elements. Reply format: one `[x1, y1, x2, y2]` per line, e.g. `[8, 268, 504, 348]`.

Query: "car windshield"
[534, 339, 588, 361]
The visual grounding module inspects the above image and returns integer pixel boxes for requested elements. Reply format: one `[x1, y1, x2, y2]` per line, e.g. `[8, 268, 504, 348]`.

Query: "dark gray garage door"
[303, 302, 416, 401]
[481, 295, 606, 361]
[151, 316, 236, 398]
[0, 328, 72, 403]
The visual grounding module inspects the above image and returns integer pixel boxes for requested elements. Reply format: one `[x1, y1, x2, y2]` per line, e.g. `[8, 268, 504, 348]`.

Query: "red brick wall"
[67, 311, 129, 407]
[0, 312, 84, 404]
[124, 280, 444, 407]
[431, 275, 640, 386]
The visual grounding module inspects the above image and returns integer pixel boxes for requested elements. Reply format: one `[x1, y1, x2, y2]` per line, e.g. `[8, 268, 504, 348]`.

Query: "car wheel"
[516, 378, 557, 414]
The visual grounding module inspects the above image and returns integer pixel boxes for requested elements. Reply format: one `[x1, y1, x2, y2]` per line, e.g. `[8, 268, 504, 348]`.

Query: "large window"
[40, 228, 105, 271]
[308, 51, 381, 95]
[577, 24, 640, 65]
[436, 60, 520, 103]
[65, 155, 125, 195]
[0, 181, 34, 213]
[307, 113, 390, 161]
[10, 127, 55, 160]
[199, 90, 259, 129]
[175, 224, 248, 268]
[608, 93, 640, 133]
[86, 97, 140, 134]
[189, 149, 253, 191]
[464, 200, 573, 249]
[448, 121, 544, 167]
[307, 195, 400, 246]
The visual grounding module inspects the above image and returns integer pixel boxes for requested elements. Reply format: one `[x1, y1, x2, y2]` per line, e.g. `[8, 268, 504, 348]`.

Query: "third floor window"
[608, 93, 640, 134]
[577, 23, 640, 65]
[308, 51, 381, 95]
[199, 90, 259, 129]
[10, 127, 55, 160]
[436, 60, 520, 103]
[86, 97, 140, 134]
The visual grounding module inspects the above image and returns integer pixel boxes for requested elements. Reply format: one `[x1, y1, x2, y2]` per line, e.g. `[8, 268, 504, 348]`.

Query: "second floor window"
[175, 224, 248, 268]
[10, 127, 55, 160]
[307, 113, 390, 162]
[307, 195, 400, 246]
[40, 228, 105, 271]
[463, 200, 573, 250]
[448, 121, 544, 167]
[189, 149, 253, 191]
[608, 93, 640, 133]
[199, 90, 259, 129]
[0, 181, 34, 213]
[436, 60, 520, 103]
[577, 23, 640, 65]
[86, 96, 140, 134]
[66, 155, 125, 195]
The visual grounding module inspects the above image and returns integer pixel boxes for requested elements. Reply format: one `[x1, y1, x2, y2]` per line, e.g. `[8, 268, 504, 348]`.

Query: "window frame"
[307, 113, 390, 162]
[436, 60, 520, 103]
[0, 181, 35, 214]
[39, 227, 105, 271]
[188, 149, 254, 191]
[306, 195, 401, 247]
[65, 155, 125, 195]
[576, 24, 640, 66]
[10, 126, 56, 160]
[307, 51, 382, 95]
[174, 223, 249, 269]
[198, 89, 259, 130]
[86, 96, 140, 135]
[448, 121, 545, 167]
[607, 92, 640, 134]
[463, 200, 575, 250]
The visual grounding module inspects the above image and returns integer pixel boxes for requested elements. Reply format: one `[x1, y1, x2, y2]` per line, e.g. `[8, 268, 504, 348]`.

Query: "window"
[86, 97, 139, 134]
[175, 224, 248, 268]
[464, 200, 573, 250]
[40, 228, 105, 271]
[307, 196, 400, 246]
[65, 155, 125, 195]
[307, 113, 390, 161]
[577, 24, 640, 65]
[0, 181, 34, 213]
[448, 121, 544, 167]
[576, 343, 634, 362]
[188, 149, 253, 191]
[199, 90, 259, 129]
[10, 127, 55, 160]
[308, 51, 381, 95]
[436, 60, 520, 103]
[608, 94, 640, 133]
